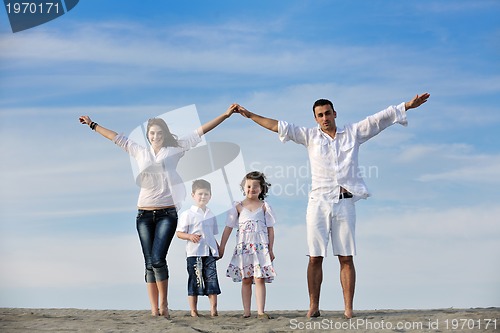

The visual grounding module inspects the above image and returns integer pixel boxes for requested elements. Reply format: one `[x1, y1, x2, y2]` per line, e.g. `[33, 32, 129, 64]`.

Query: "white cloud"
[394, 143, 500, 183]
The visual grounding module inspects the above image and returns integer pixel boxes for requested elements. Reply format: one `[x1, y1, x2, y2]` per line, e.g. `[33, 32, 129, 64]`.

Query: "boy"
[176, 179, 221, 317]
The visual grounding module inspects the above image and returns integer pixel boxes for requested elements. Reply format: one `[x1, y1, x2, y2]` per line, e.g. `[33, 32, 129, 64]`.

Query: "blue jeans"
[136, 207, 178, 283]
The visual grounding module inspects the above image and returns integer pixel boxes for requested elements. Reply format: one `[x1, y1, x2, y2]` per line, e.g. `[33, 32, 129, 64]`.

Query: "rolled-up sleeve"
[278, 120, 309, 145]
[178, 130, 202, 151]
[355, 102, 408, 144]
[113, 134, 144, 157]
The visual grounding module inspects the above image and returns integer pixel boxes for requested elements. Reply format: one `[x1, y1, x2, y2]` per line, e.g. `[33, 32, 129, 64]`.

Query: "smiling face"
[243, 179, 262, 200]
[148, 124, 164, 152]
[313, 104, 337, 133]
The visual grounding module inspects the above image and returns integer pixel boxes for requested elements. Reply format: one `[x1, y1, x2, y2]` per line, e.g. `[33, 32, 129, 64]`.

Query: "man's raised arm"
[237, 105, 279, 133]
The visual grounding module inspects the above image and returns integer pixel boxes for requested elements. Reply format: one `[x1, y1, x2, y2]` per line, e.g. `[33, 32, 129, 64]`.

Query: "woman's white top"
[113, 130, 201, 208]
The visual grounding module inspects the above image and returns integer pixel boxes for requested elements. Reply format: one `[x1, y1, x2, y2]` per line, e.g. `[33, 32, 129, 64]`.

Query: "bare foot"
[306, 309, 321, 318]
[159, 308, 170, 319]
[190, 310, 199, 317]
[343, 310, 353, 319]
[258, 313, 271, 319]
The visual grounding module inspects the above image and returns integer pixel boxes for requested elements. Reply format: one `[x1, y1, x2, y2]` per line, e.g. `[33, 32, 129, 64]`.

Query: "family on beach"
[79, 93, 430, 320]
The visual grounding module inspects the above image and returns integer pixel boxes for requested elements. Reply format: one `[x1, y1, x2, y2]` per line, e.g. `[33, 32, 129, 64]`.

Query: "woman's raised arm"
[79, 116, 118, 141]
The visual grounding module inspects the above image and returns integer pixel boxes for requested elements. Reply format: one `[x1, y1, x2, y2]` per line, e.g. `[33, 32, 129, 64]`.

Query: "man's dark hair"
[312, 99, 335, 116]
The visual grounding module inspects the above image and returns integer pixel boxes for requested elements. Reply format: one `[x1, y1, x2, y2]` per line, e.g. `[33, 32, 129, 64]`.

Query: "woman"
[79, 104, 237, 318]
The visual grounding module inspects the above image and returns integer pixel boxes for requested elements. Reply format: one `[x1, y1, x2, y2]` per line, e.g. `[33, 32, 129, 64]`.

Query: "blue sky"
[1, 0, 499, 312]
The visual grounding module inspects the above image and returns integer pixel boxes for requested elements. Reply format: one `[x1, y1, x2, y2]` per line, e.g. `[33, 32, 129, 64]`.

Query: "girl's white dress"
[225, 201, 277, 283]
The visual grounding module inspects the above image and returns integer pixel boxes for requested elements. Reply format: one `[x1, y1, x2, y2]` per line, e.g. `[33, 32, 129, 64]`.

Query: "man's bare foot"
[306, 309, 321, 318]
[343, 310, 353, 319]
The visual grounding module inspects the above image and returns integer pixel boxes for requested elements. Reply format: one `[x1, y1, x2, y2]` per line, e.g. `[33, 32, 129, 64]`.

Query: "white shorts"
[306, 196, 356, 257]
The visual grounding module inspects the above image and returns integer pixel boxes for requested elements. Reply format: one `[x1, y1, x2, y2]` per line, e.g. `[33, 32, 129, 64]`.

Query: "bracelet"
[90, 122, 98, 131]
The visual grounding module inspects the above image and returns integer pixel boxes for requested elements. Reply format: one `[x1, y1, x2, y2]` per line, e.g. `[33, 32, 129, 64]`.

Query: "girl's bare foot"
[258, 312, 271, 319]
[159, 308, 170, 319]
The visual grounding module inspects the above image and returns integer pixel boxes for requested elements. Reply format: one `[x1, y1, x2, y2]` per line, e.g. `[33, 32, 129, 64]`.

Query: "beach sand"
[1, 307, 498, 332]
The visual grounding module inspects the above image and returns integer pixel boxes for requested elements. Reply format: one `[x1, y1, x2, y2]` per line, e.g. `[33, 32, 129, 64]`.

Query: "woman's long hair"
[147, 118, 180, 148]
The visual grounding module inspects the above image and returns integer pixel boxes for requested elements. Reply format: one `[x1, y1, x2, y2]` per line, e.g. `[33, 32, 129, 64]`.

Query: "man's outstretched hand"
[405, 93, 430, 110]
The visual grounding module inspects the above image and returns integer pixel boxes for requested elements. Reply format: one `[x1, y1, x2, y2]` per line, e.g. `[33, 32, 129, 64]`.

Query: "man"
[236, 92, 430, 319]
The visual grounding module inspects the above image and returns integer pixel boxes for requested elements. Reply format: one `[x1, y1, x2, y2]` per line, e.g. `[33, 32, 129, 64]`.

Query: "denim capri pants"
[136, 207, 178, 283]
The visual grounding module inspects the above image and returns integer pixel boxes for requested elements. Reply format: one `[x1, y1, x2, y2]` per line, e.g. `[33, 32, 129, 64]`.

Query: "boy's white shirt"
[177, 205, 219, 257]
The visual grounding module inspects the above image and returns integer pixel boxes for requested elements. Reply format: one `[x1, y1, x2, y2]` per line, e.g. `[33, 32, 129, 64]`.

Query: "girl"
[219, 171, 276, 319]
[78, 104, 237, 318]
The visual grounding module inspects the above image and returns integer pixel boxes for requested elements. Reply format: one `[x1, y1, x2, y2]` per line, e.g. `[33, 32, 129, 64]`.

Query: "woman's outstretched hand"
[79, 115, 92, 125]
[224, 103, 239, 118]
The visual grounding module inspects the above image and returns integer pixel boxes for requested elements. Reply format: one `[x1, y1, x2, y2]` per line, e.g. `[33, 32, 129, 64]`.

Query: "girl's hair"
[240, 171, 271, 200]
[146, 118, 179, 147]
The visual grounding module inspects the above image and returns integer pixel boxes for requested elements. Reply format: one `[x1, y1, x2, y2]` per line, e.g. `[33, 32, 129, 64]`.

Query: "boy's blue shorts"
[186, 254, 221, 296]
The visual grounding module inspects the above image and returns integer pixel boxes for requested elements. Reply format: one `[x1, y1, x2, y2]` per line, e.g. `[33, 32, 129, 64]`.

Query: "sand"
[1, 307, 499, 332]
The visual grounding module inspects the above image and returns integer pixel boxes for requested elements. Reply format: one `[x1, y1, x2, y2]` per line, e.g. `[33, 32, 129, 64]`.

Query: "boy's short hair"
[192, 179, 211, 194]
